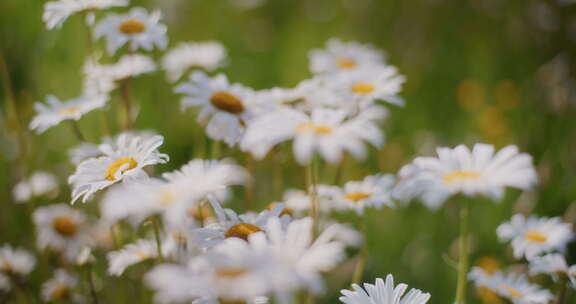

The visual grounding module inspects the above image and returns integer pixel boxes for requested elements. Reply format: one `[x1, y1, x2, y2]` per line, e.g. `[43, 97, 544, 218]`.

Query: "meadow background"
[1, 0, 576, 302]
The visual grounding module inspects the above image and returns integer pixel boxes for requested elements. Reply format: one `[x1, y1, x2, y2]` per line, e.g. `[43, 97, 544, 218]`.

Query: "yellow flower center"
[118, 19, 146, 34]
[52, 216, 77, 237]
[187, 206, 213, 222]
[351, 82, 375, 94]
[0, 260, 12, 273]
[296, 122, 333, 134]
[160, 190, 175, 206]
[216, 268, 247, 279]
[210, 92, 245, 114]
[443, 171, 481, 183]
[266, 203, 294, 216]
[337, 57, 357, 69]
[478, 286, 502, 304]
[524, 230, 547, 243]
[345, 191, 371, 202]
[105, 157, 138, 181]
[499, 285, 522, 298]
[475, 256, 501, 275]
[172, 232, 187, 243]
[59, 107, 79, 115]
[135, 251, 149, 259]
[50, 285, 70, 300]
[224, 223, 262, 241]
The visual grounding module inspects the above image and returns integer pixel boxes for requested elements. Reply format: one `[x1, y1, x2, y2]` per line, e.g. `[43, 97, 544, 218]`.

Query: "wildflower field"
[1, 0, 575, 303]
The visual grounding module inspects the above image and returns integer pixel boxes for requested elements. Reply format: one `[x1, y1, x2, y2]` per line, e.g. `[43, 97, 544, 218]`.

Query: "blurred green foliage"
[1, 0, 576, 303]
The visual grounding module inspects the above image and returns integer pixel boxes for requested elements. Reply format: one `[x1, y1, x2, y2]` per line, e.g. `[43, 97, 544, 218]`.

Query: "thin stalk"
[0, 50, 27, 180]
[305, 157, 319, 238]
[152, 217, 164, 262]
[455, 200, 470, 304]
[86, 265, 99, 304]
[244, 152, 254, 211]
[557, 276, 568, 304]
[352, 218, 368, 284]
[70, 120, 87, 142]
[120, 77, 133, 130]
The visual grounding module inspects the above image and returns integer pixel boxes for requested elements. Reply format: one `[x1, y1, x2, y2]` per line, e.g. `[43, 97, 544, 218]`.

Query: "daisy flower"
[251, 217, 350, 295]
[29, 94, 107, 133]
[146, 238, 293, 303]
[43, 0, 128, 29]
[529, 254, 576, 286]
[394, 143, 538, 209]
[0, 245, 36, 276]
[41, 269, 80, 302]
[191, 197, 288, 248]
[468, 266, 504, 304]
[68, 133, 169, 203]
[162, 41, 227, 82]
[325, 66, 406, 109]
[323, 174, 396, 215]
[241, 107, 384, 165]
[108, 54, 157, 80]
[83, 56, 117, 97]
[13, 171, 59, 203]
[175, 71, 256, 146]
[471, 269, 553, 304]
[339, 274, 431, 304]
[33, 204, 93, 261]
[107, 239, 158, 276]
[101, 158, 247, 227]
[94, 7, 168, 54]
[497, 214, 574, 260]
[309, 38, 385, 75]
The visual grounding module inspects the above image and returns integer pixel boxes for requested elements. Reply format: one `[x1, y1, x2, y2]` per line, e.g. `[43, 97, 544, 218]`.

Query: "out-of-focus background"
[1, 0, 576, 303]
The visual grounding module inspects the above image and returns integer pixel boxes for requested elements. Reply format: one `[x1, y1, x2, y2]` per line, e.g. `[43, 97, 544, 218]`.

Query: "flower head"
[162, 42, 227, 82]
[309, 39, 386, 75]
[241, 107, 384, 164]
[68, 133, 169, 203]
[30, 95, 107, 133]
[0, 245, 36, 276]
[339, 274, 431, 304]
[41, 269, 80, 302]
[394, 144, 538, 209]
[497, 214, 573, 260]
[95, 7, 168, 54]
[43, 0, 128, 29]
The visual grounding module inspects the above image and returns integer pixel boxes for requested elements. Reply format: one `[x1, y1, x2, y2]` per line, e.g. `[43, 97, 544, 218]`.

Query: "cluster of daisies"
[2, 0, 573, 303]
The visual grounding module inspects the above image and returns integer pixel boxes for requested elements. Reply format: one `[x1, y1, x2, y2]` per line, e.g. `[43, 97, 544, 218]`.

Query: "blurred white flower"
[252, 217, 349, 296]
[43, 0, 128, 29]
[309, 39, 385, 75]
[110, 54, 157, 80]
[41, 269, 80, 302]
[29, 95, 107, 133]
[191, 198, 289, 249]
[95, 7, 168, 54]
[529, 253, 576, 287]
[13, 171, 58, 203]
[394, 144, 538, 209]
[33, 204, 93, 261]
[0, 245, 36, 276]
[146, 238, 293, 303]
[241, 107, 384, 164]
[497, 214, 573, 260]
[339, 274, 431, 304]
[162, 42, 227, 82]
[325, 66, 405, 109]
[101, 158, 248, 228]
[68, 134, 169, 203]
[323, 174, 396, 215]
[469, 268, 552, 304]
[175, 71, 256, 146]
[108, 239, 158, 276]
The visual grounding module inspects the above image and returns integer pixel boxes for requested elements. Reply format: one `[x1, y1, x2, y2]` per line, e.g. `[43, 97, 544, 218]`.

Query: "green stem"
[152, 217, 164, 263]
[70, 120, 86, 142]
[352, 218, 368, 284]
[455, 200, 470, 304]
[557, 276, 568, 304]
[305, 158, 319, 238]
[86, 264, 99, 304]
[120, 77, 133, 130]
